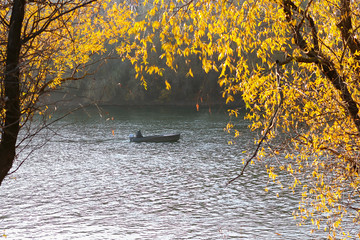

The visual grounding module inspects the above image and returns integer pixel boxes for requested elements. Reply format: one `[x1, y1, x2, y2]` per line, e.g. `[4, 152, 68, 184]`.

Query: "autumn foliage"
[122, 0, 360, 238]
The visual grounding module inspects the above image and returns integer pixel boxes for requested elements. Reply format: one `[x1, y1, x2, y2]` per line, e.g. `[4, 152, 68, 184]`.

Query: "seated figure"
[136, 130, 143, 138]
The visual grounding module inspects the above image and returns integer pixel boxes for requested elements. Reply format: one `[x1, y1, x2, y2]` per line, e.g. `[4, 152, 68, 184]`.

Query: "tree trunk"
[282, 0, 360, 132]
[0, 0, 26, 185]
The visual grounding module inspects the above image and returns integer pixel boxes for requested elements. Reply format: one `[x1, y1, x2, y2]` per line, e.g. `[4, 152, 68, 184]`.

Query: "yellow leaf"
[186, 68, 194, 78]
[165, 80, 171, 90]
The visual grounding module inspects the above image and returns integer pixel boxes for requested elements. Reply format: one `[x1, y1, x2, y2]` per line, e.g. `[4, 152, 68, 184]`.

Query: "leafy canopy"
[122, 0, 360, 238]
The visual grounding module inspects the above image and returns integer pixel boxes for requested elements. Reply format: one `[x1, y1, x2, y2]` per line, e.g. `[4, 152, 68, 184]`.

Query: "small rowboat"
[129, 133, 180, 143]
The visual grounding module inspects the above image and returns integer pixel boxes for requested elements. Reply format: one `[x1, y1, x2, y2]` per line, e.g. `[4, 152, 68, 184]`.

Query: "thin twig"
[227, 60, 284, 185]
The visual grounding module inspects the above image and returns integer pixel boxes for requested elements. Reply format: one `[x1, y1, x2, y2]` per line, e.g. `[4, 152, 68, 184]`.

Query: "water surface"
[1, 106, 314, 239]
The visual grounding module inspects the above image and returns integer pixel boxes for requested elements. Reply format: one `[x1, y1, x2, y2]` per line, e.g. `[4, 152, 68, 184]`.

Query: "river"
[1, 106, 316, 239]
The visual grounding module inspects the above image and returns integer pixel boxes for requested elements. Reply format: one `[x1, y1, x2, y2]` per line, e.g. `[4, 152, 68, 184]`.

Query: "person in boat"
[136, 130, 143, 138]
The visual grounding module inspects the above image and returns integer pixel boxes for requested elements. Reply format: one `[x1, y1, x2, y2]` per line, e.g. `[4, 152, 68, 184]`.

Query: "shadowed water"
[1, 106, 315, 239]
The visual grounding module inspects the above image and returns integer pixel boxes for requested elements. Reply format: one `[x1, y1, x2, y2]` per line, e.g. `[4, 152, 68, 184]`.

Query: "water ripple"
[0, 107, 316, 239]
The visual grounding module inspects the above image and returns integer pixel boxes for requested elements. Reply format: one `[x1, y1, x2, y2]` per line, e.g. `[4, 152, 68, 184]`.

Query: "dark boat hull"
[130, 134, 180, 143]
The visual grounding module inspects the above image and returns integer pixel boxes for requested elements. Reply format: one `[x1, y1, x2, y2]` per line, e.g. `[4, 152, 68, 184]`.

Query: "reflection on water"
[1, 106, 314, 239]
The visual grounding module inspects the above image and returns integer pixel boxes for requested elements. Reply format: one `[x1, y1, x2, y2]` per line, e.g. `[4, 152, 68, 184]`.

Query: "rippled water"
[1, 106, 315, 239]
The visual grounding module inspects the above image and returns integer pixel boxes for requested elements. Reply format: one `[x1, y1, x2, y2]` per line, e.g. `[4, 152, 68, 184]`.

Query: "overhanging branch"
[227, 60, 284, 185]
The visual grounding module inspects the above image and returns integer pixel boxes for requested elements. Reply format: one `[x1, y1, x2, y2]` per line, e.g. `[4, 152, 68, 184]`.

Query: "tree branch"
[337, 0, 360, 60]
[282, 0, 360, 132]
[227, 60, 284, 185]
[21, 0, 97, 44]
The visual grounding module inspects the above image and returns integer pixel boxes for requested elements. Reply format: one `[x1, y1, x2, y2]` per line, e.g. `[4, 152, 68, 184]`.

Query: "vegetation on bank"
[61, 56, 224, 106]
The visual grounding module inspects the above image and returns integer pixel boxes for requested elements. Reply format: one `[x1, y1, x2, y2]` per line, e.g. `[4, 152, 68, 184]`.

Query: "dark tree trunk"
[282, 0, 360, 132]
[0, 0, 26, 185]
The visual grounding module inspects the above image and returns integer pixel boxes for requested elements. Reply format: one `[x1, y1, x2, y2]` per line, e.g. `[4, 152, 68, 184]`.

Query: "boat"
[129, 133, 180, 143]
